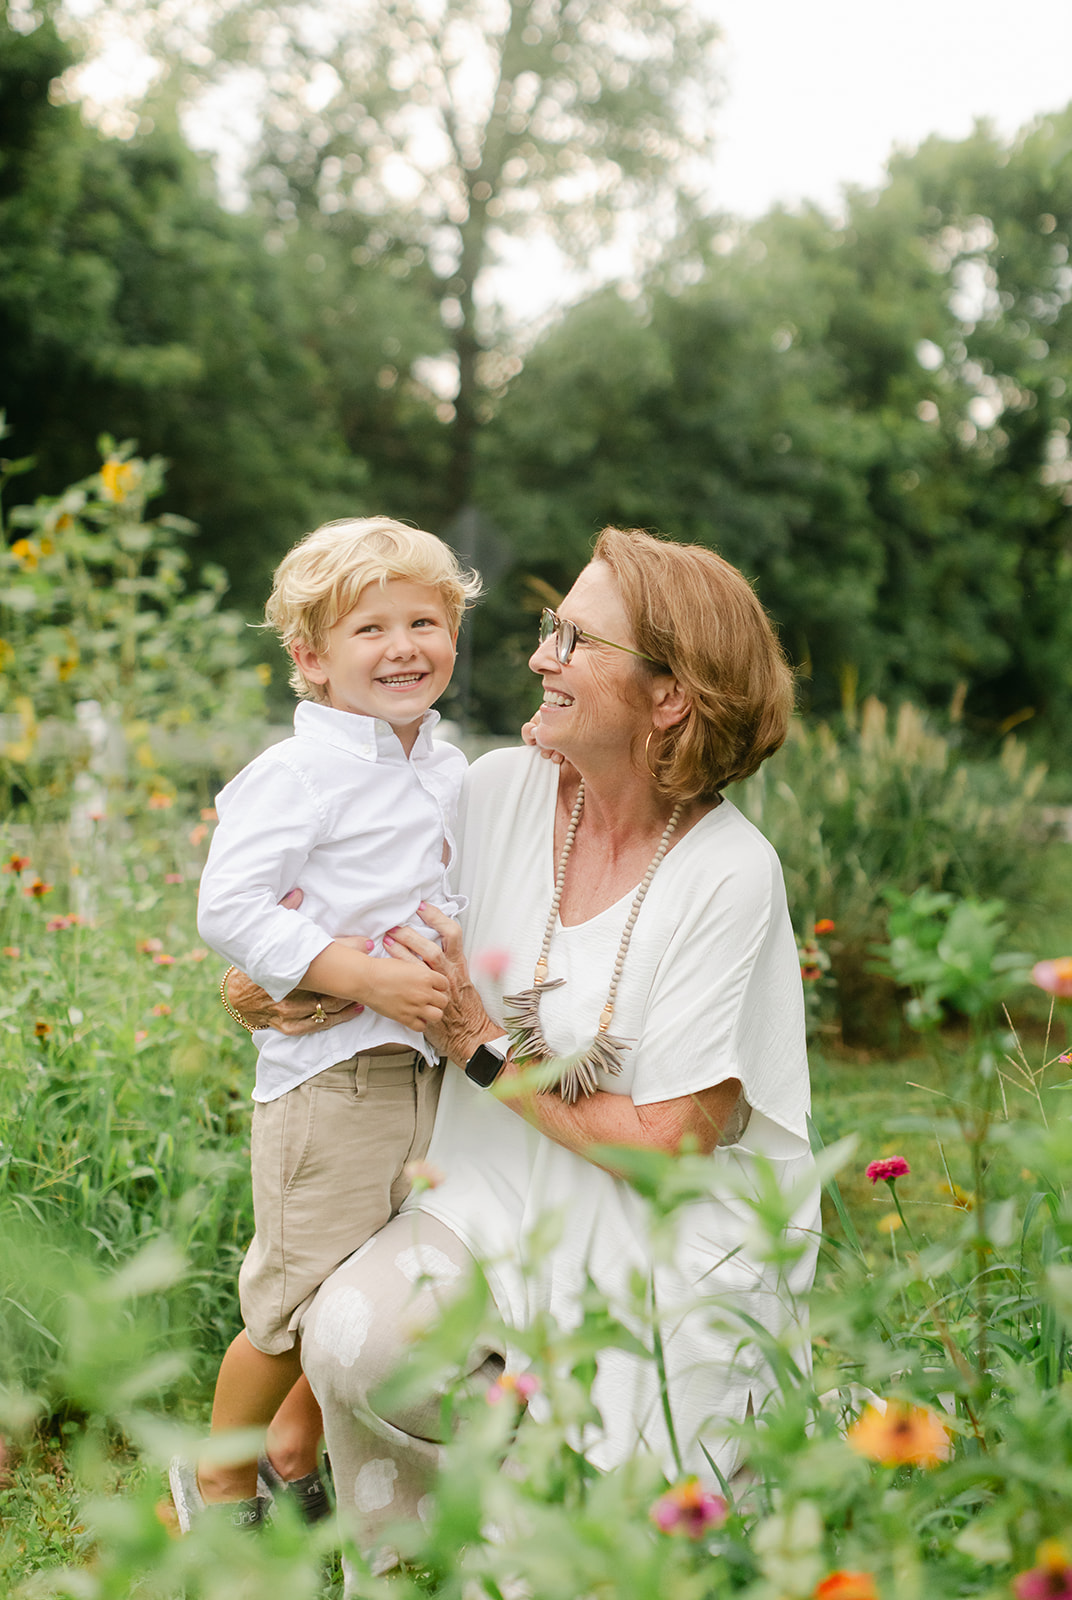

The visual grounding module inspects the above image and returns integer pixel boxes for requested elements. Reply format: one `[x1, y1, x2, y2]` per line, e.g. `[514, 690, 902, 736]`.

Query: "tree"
[0, 12, 448, 610]
[475, 113, 1072, 742]
[185, 0, 721, 520]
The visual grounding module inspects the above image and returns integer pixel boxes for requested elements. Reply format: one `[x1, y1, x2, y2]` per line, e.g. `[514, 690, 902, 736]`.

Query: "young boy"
[170, 517, 481, 1530]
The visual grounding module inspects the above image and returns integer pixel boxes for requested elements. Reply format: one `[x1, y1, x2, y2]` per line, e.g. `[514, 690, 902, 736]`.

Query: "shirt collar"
[293, 699, 441, 762]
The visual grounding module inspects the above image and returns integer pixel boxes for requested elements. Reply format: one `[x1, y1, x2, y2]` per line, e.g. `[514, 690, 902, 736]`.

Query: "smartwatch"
[463, 1034, 510, 1088]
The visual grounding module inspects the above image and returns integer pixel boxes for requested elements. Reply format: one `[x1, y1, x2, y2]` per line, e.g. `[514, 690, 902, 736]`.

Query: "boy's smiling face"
[290, 579, 457, 753]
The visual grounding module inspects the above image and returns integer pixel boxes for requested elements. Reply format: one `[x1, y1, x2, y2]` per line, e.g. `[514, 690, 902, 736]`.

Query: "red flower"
[45, 916, 71, 932]
[866, 1157, 910, 1184]
[814, 918, 836, 936]
[650, 1478, 728, 1538]
[24, 878, 52, 899]
[801, 964, 823, 981]
[2, 854, 30, 873]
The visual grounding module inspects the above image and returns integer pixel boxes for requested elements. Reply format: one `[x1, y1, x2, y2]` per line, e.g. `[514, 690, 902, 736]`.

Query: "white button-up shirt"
[197, 700, 467, 1101]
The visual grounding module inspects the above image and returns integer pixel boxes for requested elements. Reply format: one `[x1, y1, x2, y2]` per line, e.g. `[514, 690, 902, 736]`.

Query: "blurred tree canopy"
[0, 10, 448, 608]
[3, 6, 1072, 743]
[475, 115, 1072, 739]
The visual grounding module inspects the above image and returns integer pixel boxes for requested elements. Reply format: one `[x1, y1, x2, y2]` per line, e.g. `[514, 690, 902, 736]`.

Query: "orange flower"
[814, 919, 836, 936]
[2, 854, 30, 873]
[24, 878, 52, 899]
[3, 946, 20, 959]
[846, 1401, 950, 1469]
[152, 1004, 172, 1017]
[34, 1020, 52, 1039]
[200, 807, 218, 822]
[147, 792, 174, 811]
[814, 1574, 879, 1600]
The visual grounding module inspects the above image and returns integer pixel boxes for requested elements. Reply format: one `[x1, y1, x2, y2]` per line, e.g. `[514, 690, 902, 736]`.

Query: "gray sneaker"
[168, 1456, 271, 1532]
[257, 1454, 332, 1523]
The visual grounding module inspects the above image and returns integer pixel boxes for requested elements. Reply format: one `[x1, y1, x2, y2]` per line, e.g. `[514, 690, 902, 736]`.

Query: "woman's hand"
[521, 707, 564, 764]
[383, 903, 497, 1065]
[222, 888, 364, 1036]
[225, 967, 363, 1035]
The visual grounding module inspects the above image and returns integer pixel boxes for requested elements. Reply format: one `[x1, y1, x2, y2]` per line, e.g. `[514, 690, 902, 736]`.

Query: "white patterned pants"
[300, 1210, 505, 1564]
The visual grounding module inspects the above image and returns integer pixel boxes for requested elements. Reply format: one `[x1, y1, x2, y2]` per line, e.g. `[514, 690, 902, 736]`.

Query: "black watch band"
[463, 1035, 510, 1088]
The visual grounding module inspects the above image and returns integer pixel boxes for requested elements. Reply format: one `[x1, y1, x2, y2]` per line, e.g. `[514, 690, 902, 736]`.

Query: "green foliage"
[0, 12, 444, 608]
[0, 435, 268, 810]
[737, 695, 1057, 1043]
[877, 887, 1033, 1029]
[479, 111, 1072, 741]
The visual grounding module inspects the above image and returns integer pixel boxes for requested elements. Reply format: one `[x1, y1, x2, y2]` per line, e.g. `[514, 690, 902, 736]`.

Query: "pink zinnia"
[1033, 959, 1072, 1000]
[475, 947, 511, 983]
[1014, 1542, 1072, 1600]
[650, 1479, 728, 1539]
[867, 1157, 910, 1185]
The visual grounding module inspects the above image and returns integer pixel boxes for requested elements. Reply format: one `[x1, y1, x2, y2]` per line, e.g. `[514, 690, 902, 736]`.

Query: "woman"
[233, 527, 818, 1560]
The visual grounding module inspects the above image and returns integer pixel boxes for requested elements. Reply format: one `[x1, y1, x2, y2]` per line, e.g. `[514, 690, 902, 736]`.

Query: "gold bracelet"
[220, 964, 256, 1034]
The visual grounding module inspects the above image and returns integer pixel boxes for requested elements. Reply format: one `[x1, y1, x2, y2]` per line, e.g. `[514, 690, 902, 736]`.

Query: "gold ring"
[312, 1003, 327, 1025]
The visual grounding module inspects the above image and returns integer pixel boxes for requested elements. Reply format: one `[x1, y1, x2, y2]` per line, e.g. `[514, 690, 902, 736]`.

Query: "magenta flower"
[650, 1479, 728, 1538]
[1033, 959, 1072, 999]
[1014, 1542, 1072, 1600]
[867, 1157, 910, 1185]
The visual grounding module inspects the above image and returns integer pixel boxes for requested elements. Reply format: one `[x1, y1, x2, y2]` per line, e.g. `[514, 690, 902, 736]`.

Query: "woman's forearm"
[496, 1062, 742, 1165]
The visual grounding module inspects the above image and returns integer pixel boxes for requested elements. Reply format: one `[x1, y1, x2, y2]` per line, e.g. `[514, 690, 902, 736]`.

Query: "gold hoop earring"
[644, 728, 661, 783]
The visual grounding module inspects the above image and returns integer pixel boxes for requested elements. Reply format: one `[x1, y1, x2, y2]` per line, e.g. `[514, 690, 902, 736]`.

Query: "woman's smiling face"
[528, 562, 655, 762]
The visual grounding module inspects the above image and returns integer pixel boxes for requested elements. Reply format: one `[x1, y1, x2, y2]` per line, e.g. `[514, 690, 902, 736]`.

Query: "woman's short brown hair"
[592, 526, 794, 802]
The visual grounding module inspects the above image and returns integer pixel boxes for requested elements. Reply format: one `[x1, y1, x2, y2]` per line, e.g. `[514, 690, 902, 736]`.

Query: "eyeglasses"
[538, 607, 659, 666]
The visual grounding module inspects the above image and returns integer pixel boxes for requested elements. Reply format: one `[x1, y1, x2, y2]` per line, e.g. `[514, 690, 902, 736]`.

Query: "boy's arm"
[197, 759, 339, 1000]
[302, 942, 449, 1034]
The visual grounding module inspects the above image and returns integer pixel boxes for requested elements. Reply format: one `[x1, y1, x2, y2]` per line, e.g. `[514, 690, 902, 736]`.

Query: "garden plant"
[2, 452, 1072, 1598]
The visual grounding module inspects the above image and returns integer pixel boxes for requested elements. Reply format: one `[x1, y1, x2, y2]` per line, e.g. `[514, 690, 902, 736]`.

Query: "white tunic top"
[411, 746, 820, 1478]
[197, 700, 466, 1100]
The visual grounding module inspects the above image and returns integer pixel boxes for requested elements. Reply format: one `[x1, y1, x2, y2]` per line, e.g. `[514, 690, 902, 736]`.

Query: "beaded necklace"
[503, 779, 683, 1103]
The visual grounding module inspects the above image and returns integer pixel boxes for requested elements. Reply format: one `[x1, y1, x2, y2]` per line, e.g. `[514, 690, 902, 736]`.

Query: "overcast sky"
[709, 0, 1072, 216]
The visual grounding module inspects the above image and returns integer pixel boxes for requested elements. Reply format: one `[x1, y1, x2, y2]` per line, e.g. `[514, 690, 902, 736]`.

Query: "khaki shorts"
[239, 1051, 442, 1355]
